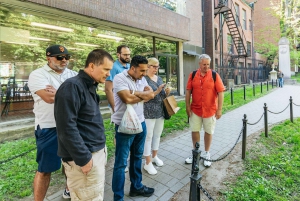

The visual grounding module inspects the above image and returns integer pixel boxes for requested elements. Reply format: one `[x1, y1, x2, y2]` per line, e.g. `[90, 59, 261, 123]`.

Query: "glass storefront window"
[0, 3, 178, 104]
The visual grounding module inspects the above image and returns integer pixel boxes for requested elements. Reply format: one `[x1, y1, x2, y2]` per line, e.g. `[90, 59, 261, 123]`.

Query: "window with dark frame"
[235, 3, 240, 26]
[247, 41, 251, 56]
[242, 9, 246, 30]
[227, 34, 233, 53]
[215, 28, 218, 50]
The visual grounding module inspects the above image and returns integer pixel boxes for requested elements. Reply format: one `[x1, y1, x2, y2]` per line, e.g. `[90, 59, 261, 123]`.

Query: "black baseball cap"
[46, 45, 69, 56]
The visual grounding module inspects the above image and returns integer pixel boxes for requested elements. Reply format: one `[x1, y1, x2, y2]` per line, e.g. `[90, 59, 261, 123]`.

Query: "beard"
[120, 57, 130, 64]
[49, 60, 68, 71]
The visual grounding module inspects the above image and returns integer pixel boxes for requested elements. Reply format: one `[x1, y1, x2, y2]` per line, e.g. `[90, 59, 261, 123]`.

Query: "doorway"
[157, 54, 179, 95]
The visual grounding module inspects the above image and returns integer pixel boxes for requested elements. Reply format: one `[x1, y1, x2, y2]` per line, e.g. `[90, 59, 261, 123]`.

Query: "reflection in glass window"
[0, 6, 182, 86]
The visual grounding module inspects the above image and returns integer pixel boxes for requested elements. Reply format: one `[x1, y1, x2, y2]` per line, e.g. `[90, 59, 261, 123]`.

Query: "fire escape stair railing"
[214, 3, 247, 59]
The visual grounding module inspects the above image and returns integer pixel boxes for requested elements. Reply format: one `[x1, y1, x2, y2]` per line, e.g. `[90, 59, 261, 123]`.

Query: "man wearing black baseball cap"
[28, 45, 77, 200]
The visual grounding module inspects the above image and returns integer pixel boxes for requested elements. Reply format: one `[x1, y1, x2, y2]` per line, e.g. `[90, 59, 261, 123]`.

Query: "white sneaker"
[152, 156, 164, 166]
[185, 156, 193, 164]
[125, 166, 129, 172]
[203, 151, 211, 167]
[144, 162, 157, 175]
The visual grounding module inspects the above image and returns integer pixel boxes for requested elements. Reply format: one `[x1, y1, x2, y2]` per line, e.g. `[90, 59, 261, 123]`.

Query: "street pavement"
[43, 85, 300, 201]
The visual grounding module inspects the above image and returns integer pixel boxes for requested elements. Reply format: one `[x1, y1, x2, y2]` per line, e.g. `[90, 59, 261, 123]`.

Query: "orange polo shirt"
[186, 69, 225, 118]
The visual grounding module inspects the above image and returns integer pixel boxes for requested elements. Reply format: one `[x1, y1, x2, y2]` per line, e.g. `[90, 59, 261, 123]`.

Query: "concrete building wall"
[180, 0, 204, 91]
[7, 0, 190, 41]
[185, 0, 203, 47]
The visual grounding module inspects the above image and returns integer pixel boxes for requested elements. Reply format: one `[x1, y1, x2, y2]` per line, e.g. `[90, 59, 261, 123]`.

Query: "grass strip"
[220, 119, 300, 201]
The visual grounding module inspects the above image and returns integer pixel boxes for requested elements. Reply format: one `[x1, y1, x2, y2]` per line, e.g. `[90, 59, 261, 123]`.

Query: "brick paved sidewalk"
[45, 85, 300, 201]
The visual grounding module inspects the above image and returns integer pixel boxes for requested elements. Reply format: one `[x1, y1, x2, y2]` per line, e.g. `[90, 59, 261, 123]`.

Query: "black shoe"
[129, 185, 154, 197]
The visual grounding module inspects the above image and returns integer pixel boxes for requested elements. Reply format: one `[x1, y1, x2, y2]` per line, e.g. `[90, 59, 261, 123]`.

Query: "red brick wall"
[254, 0, 281, 47]
[204, 0, 215, 67]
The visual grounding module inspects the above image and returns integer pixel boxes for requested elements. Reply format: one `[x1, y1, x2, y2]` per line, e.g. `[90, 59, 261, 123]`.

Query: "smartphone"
[165, 82, 171, 89]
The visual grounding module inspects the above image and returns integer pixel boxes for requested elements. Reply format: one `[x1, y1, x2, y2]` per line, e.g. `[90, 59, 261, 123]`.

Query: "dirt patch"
[170, 129, 264, 201]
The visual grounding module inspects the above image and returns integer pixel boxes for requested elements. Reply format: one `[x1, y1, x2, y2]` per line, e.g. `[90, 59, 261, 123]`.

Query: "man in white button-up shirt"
[28, 45, 77, 201]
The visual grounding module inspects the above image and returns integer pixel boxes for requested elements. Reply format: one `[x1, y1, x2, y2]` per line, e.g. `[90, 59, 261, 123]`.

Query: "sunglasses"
[52, 55, 71, 61]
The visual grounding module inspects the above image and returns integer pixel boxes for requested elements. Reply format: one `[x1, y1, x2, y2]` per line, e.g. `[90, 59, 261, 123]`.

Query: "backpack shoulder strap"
[192, 70, 197, 80]
[212, 70, 216, 83]
[190, 70, 197, 94]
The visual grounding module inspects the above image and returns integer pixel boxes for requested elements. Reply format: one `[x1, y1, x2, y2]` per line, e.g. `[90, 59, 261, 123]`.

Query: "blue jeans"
[279, 78, 283, 87]
[112, 121, 147, 201]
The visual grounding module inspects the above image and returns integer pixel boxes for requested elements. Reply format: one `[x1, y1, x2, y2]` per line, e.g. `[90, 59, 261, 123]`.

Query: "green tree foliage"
[269, 0, 300, 66]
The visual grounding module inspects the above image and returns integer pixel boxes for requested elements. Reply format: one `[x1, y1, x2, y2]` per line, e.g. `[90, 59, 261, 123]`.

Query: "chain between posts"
[267, 103, 290, 114]
[293, 102, 300, 107]
[198, 184, 215, 201]
[199, 126, 244, 162]
[246, 113, 264, 125]
[0, 148, 35, 165]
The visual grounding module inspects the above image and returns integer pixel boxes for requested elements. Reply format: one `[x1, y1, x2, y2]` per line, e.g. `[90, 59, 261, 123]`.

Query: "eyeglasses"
[151, 65, 160, 69]
[51, 55, 71, 60]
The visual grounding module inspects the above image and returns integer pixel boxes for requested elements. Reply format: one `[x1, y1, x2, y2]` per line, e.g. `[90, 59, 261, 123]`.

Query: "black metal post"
[189, 142, 202, 201]
[253, 84, 255, 96]
[290, 96, 293, 123]
[272, 79, 274, 88]
[261, 82, 263, 94]
[264, 103, 268, 137]
[230, 88, 233, 105]
[242, 114, 247, 159]
[267, 81, 269, 91]
[243, 85, 246, 100]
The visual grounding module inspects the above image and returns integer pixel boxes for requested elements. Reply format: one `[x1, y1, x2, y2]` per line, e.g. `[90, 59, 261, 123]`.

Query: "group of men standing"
[28, 44, 224, 201]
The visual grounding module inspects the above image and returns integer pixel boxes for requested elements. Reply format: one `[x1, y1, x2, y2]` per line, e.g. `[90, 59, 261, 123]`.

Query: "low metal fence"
[189, 96, 300, 201]
[1, 82, 33, 116]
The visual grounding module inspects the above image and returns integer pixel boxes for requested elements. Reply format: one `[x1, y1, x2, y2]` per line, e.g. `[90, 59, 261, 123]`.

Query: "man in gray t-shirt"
[111, 55, 159, 200]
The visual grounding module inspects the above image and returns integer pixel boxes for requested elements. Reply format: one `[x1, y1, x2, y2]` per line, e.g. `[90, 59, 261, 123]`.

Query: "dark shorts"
[35, 125, 61, 173]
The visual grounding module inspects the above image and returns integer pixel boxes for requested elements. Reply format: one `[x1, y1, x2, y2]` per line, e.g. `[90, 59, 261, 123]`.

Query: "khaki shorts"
[189, 112, 216, 134]
[62, 146, 107, 201]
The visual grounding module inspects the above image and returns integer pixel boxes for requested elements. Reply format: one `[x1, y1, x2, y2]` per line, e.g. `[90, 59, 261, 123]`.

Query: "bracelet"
[132, 90, 135, 95]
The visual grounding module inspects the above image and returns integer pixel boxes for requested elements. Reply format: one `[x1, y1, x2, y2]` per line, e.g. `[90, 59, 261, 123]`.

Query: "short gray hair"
[198, 54, 211, 62]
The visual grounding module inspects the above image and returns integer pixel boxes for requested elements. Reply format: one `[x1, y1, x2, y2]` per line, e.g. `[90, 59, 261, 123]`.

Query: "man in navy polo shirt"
[105, 45, 131, 113]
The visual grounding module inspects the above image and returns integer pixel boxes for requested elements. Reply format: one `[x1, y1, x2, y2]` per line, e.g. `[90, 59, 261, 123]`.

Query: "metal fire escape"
[214, 0, 248, 67]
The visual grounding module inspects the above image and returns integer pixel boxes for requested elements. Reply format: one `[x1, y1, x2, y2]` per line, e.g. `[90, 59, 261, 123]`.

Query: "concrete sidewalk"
[45, 85, 300, 201]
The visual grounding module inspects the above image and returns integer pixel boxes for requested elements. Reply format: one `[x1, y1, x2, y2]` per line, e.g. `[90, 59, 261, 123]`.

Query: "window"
[247, 41, 251, 56]
[235, 3, 240, 26]
[239, 62, 244, 67]
[249, 19, 252, 31]
[214, 28, 218, 50]
[242, 9, 246, 30]
[227, 34, 233, 53]
[248, 63, 251, 68]
[215, 58, 219, 67]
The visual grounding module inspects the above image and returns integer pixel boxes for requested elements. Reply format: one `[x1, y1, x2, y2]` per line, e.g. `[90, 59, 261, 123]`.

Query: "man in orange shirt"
[185, 54, 225, 167]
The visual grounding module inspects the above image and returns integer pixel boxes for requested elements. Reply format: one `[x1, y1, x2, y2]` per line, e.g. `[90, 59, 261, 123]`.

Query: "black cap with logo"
[46, 45, 69, 56]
